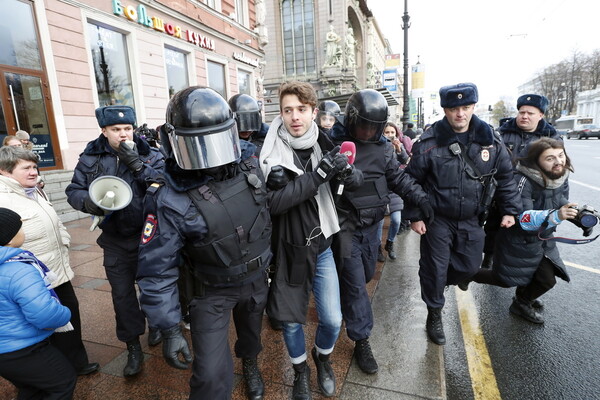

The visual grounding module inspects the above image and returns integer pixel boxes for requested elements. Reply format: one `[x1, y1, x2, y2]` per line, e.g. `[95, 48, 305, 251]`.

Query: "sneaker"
[311, 347, 335, 397]
[509, 297, 544, 324]
[354, 338, 378, 374]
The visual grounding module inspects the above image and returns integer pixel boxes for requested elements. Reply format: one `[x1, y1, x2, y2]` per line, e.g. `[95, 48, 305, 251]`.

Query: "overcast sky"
[368, 0, 600, 107]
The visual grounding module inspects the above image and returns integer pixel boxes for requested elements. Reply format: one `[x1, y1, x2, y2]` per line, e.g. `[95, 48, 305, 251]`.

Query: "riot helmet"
[164, 86, 240, 170]
[228, 94, 262, 135]
[317, 100, 341, 130]
[345, 89, 388, 142]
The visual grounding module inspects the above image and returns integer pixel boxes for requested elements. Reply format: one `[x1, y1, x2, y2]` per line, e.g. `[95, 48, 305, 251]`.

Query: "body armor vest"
[184, 161, 272, 285]
[344, 141, 390, 210]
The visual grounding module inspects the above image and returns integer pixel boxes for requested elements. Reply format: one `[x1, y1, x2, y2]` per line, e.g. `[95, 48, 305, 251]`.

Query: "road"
[443, 138, 600, 400]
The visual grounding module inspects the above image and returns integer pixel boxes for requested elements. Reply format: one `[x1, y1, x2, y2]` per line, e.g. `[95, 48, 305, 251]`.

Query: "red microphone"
[336, 141, 356, 196]
[340, 141, 356, 164]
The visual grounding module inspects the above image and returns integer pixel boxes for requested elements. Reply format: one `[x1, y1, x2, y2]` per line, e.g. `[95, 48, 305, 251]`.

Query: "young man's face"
[280, 94, 317, 137]
[516, 105, 543, 133]
[538, 147, 567, 180]
[0, 159, 38, 188]
[102, 124, 134, 150]
[444, 104, 475, 133]
[319, 114, 336, 130]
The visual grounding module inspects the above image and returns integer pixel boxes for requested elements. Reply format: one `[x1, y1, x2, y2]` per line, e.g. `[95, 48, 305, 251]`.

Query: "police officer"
[65, 105, 165, 376]
[228, 93, 269, 154]
[404, 83, 522, 345]
[316, 100, 341, 138]
[137, 87, 271, 400]
[330, 89, 432, 374]
[482, 94, 562, 268]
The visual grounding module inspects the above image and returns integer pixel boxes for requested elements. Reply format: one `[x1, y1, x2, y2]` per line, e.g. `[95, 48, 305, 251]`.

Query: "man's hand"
[267, 165, 290, 190]
[411, 220, 427, 235]
[84, 196, 105, 216]
[500, 215, 515, 228]
[315, 146, 349, 183]
[161, 325, 192, 369]
[419, 201, 434, 226]
[558, 202, 578, 221]
[118, 141, 144, 172]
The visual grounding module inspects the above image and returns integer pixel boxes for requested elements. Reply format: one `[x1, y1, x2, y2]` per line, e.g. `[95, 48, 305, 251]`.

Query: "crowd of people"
[0, 80, 593, 400]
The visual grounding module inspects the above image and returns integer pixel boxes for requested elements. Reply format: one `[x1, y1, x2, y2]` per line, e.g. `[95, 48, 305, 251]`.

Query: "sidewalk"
[0, 217, 445, 399]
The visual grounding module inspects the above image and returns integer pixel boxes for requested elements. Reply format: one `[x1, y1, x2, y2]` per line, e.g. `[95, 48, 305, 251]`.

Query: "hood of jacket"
[163, 139, 257, 192]
[0, 246, 22, 264]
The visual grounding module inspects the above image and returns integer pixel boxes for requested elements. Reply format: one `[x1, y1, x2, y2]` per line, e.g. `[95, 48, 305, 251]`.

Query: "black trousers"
[50, 281, 90, 371]
[98, 235, 146, 343]
[473, 257, 557, 302]
[188, 272, 268, 400]
[0, 339, 76, 400]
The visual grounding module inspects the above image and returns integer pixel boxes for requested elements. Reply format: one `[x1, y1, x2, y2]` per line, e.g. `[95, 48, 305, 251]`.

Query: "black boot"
[292, 361, 312, 400]
[481, 253, 493, 269]
[123, 339, 143, 377]
[377, 246, 385, 262]
[148, 327, 162, 347]
[384, 240, 396, 259]
[242, 358, 264, 400]
[354, 338, 378, 374]
[426, 307, 446, 345]
[509, 297, 544, 324]
[269, 316, 283, 331]
[311, 347, 335, 397]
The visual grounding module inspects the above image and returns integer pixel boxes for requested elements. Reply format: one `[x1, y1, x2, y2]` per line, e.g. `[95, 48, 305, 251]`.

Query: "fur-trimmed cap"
[95, 106, 136, 128]
[517, 94, 549, 114]
[439, 83, 478, 108]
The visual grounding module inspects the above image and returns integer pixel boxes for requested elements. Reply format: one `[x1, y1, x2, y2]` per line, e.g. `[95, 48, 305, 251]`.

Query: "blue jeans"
[282, 247, 342, 363]
[377, 211, 402, 243]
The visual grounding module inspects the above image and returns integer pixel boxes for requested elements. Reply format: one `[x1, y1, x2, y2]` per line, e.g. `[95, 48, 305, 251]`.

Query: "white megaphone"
[88, 176, 133, 231]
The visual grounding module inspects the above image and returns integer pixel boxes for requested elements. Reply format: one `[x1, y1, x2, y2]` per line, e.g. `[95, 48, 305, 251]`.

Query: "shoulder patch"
[141, 214, 157, 244]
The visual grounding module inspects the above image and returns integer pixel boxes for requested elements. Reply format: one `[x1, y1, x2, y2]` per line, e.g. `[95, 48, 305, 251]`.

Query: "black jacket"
[405, 115, 522, 221]
[65, 134, 164, 238]
[492, 168, 570, 286]
[499, 118, 562, 162]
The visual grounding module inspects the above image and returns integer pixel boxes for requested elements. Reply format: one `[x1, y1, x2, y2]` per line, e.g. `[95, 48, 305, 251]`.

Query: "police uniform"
[137, 87, 270, 400]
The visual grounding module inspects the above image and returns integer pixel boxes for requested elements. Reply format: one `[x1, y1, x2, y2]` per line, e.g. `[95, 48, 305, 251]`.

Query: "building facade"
[1, 0, 265, 170]
[260, 0, 390, 119]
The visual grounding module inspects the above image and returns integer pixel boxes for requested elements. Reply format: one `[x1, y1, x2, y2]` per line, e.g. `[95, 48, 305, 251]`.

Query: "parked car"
[567, 124, 600, 139]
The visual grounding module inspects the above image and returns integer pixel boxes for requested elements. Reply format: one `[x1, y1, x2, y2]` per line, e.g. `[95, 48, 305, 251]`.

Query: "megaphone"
[88, 176, 133, 231]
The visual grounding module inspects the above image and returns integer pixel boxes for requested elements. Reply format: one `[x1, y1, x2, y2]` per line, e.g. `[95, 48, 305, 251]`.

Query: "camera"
[571, 205, 600, 228]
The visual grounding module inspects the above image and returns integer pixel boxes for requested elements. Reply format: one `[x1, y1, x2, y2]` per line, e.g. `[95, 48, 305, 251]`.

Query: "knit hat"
[95, 106, 136, 128]
[439, 83, 478, 108]
[517, 94, 549, 114]
[15, 130, 30, 140]
[0, 208, 23, 246]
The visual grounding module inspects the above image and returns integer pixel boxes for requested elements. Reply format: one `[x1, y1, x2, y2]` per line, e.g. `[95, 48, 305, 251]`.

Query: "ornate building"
[260, 0, 391, 119]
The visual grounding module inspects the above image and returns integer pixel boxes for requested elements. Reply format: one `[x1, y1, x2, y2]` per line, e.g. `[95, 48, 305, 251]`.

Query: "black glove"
[84, 196, 105, 216]
[267, 165, 290, 191]
[117, 141, 144, 173]
[419, 201, 434, 226]
[314, 146, 349, 183]
[161, 325, 193, 369]
[567, 218, 593, 237]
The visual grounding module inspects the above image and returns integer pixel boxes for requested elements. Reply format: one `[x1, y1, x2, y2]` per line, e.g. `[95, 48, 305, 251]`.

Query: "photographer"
[462, 138, 588, 324]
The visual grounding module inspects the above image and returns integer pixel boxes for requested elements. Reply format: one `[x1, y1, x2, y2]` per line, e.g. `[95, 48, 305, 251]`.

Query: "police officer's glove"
[419, 201, 434, 226]
[84, 195, 105, 216]
[161, 324, 192, 369]
[314, 146, 348, 183]
[117, 141, 144, 173]
[567, 218, 593, 237]
[267, 165, 290, 191]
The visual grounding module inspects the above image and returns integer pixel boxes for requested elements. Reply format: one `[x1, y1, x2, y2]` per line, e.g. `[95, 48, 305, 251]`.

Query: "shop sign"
[233, 52, 259, 67]
[112, 0, 215, 51]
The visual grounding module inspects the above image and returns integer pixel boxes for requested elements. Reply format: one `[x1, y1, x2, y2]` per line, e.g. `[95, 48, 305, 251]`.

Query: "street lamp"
[401, 0, 410, 131]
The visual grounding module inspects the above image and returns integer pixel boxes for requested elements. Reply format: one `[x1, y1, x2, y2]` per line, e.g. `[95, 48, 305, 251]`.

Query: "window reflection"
[87, 23, 134, 107]
[238, 70, 251, 95]
[281, 0, 315, 76]
[207, 60, 226, 98]
[165, 47, 189, 98]
[0, 0, 42, 69]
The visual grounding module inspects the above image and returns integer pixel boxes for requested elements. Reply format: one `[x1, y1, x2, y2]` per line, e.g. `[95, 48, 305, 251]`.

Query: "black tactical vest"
[184, 161, 272, 285]
[343, 141, 390, 210]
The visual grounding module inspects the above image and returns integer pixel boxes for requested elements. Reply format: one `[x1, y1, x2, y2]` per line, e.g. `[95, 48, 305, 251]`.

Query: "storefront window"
[87, 23, 134, 107]
[165, 47, 189, 98]
[207, 60, 226, 98]
[238, 70, 251, 95]
[0, 0, 42, 70]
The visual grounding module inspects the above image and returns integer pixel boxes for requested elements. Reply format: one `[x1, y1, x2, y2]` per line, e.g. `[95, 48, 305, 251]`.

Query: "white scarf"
[260, 116, 340, 239]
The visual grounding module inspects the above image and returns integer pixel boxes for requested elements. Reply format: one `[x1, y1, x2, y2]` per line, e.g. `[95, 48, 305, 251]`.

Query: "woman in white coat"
[0, 146, 99, 376]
